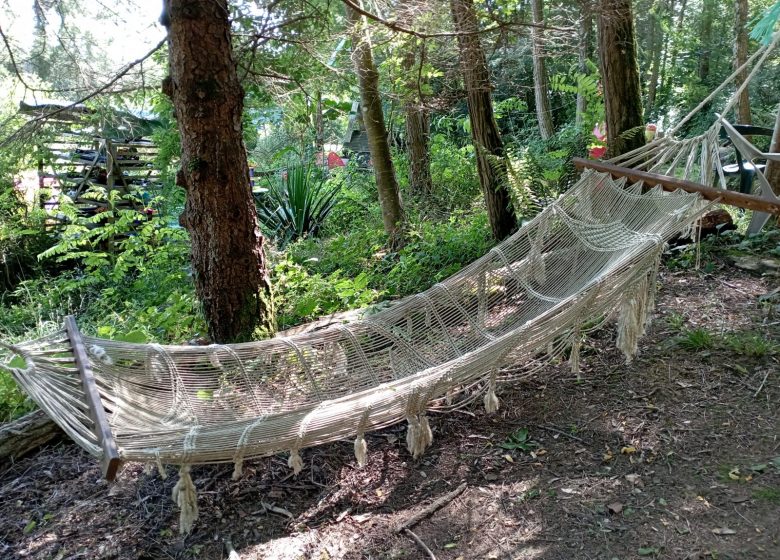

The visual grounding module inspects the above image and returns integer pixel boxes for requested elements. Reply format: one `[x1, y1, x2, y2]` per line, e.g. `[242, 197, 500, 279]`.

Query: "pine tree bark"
[576, 1, 593, 127]
[346, 5, 405, 246]
[733, 0, 751, 124]
[598, 0, 645, 158]
[162, 0, 275, 343]
[450, 0, 516, 240]
[531, 0, 554, 140]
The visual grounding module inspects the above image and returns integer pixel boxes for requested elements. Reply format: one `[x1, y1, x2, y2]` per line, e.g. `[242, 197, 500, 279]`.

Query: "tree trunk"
[576, 1, 593, 128]
[450, 0, 516, 240]
[665, 0, 687, 84]
[531, 0, 554, 140]
[314, 90, 325, 156]
[401, 21, 433, 196]
[766, 108, 780, 195]
[598, 0, 645, 158]
[406, 104, 433, 195]
[645, 0, 668, 114]
[0, 410, 63, 466]
[698, 0, 714, 82]
[347, 5, 405, 247]
[733, 0, 751, 125]
[163, 0, 275, 343]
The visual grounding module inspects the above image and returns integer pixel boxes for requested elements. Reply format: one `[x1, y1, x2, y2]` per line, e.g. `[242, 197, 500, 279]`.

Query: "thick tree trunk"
[576, 1, 593, 128]
[698, 0, 714, 82]
[531, 0, 554, 140]
[347, 6, 405, 246]
[598, 0, 645, 158]
[163, 0, 275, 343]
[733, 0, 751, 125]
[0, 410, 63, 466]
[450, 0, 516, 240]
[766, 109, 780, 195]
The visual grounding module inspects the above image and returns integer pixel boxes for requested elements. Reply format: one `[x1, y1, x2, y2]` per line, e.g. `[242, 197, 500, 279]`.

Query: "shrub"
[256, 164, 342, 247]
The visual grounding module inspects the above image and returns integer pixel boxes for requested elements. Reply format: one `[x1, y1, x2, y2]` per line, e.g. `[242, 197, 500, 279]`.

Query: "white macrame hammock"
[1, 33, 777, 534]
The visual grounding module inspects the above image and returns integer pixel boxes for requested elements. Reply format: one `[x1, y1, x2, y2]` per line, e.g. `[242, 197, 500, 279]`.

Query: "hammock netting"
[6, 170, 704, 470]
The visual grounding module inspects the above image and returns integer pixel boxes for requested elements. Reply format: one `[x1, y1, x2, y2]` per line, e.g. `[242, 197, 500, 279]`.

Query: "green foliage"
[499, 427, 538, 451]
[256, 164, 342, 247]
[751, 1, 780, 44]
[723, 331, 778, 358]
[677, 328, 715, 351]
[0, 188, 53, 292]
[273, 258, 380, 329]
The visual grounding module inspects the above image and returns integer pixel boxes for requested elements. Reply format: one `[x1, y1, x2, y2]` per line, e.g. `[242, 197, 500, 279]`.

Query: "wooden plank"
[573, 157, 780, 216]
[64, 315, 121, 481]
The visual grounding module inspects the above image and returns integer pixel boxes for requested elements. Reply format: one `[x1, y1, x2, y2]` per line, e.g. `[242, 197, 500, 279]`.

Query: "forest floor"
[1, 257, 778, 560]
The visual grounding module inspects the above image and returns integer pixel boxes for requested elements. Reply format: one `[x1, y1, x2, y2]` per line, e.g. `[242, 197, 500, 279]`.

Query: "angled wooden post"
[64, 315, 121, 481]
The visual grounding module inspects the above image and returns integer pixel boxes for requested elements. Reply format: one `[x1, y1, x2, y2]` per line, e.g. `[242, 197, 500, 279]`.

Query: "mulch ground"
[1, 257, 778, 560]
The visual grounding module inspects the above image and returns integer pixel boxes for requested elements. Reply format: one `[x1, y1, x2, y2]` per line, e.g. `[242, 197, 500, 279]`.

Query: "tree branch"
[339, 0, 570, 37]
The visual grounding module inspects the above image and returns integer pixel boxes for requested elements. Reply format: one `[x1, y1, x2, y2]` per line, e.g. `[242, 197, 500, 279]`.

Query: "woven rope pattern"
[4, 170, 706, 468]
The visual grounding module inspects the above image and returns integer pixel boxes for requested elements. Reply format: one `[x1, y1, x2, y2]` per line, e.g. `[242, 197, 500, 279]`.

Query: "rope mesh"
[3, 170, 706, 467]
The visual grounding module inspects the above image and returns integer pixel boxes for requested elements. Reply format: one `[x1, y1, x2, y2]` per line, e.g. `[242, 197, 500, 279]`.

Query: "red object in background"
[588, 145, 607, 159]
[327, 151, 345, 168]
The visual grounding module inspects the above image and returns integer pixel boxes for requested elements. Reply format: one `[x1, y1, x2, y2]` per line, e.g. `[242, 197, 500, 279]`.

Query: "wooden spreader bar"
[573, 158, 780, 216]
[64, 315, 121, 481]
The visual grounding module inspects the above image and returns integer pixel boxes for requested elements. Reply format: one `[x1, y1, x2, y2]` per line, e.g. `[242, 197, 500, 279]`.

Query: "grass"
[723, 331, 779, 358]
[752, 486, 780, 503]
[677, 328, 715, 351]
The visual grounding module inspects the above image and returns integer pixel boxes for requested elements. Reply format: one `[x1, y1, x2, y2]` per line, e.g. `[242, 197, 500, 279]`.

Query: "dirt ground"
[1, 258, 778, 560]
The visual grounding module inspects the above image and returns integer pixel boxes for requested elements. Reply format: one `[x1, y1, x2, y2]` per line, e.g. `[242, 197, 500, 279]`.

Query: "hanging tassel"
[143, 463, 154, 476]
[406, 415, 420, 457]
[483, 370, 500, 413]
[569, 332, 582, 377]
[232, 457, 244, 481]
[354, 433, 368, 467]
[288, 449, 303, 475]
[156, 455, 167, 480]
[172, 465, 198, 534]
[419, 415, 433, 449]
[616, 276, 650, 363]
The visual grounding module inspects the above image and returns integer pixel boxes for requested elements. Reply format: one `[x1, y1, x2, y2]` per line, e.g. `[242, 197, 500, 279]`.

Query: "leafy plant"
[256, 164, 342, 247]
[499, 427, 538, 451]
[677, 328, 715, 351]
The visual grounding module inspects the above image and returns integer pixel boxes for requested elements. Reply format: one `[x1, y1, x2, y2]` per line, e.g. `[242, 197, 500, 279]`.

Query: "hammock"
[2, 171, 706, 532]
[2, 33, 777, 534]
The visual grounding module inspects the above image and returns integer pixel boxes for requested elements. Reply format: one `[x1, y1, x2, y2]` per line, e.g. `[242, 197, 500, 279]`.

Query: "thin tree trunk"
[599, 0, 645, 158]
[314, 90, 324, 156]
[400, 7, 433, 196]
[666, 0, 687, 79]
[734, 0, 751, 124]
[576, 1, 593, 128]
[646, 0, 668, 113]
[531, 0, 554, 140]
[450, 0, 516, 240]
[698, 0, 714, 82]
[163, 0, 275, 343]
[766, 108, 780, 195]
[347, 5, 404, 247]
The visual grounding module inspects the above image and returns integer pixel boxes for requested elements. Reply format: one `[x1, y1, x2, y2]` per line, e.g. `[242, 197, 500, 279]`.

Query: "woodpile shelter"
[19, 101, 162, 216]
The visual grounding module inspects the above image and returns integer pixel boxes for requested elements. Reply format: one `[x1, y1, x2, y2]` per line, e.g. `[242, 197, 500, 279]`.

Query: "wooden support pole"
[64, 315, 121, 481]
[573, 158, 780, 216]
